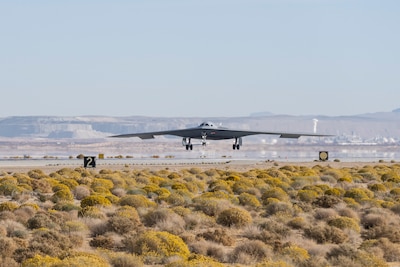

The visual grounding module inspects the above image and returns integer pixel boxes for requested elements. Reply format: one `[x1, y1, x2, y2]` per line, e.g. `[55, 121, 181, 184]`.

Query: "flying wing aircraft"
[111, 121, 332, 150]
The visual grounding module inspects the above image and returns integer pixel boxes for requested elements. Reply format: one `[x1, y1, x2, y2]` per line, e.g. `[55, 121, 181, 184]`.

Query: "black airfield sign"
[84, 156, 96, 168]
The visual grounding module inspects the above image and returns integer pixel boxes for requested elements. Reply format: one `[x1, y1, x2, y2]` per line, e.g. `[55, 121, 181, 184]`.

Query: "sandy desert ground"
[0, 158, 396, 175]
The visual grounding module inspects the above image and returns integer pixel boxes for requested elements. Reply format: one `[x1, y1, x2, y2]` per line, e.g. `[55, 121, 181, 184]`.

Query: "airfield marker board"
[84, 156, 96, 168]
[319, 151, 329, 161]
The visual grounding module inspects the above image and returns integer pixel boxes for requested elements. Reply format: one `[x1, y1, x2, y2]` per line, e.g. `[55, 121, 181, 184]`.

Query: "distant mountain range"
[0, 111, 399, 144]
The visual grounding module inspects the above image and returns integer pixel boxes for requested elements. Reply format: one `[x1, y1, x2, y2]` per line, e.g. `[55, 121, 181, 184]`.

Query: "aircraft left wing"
[110, 127, 202, 139]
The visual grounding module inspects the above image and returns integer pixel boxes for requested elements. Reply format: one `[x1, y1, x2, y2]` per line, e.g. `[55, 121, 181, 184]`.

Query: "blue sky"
[1, 0, 399, 117]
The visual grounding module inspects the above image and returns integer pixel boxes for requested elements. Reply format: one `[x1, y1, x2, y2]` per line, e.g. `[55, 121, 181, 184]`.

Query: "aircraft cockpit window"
[200, 122, 215, 127]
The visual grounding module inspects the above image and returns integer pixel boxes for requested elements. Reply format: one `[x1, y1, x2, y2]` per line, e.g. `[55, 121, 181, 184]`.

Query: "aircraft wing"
[110, 121, 332, 150]
[111, 128, 331, 140]
[207, 129, 331, 139]
[110, 127, 202, 139]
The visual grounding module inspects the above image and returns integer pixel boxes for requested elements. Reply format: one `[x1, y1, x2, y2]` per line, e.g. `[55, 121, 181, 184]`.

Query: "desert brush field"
[1, 162, 400, 267]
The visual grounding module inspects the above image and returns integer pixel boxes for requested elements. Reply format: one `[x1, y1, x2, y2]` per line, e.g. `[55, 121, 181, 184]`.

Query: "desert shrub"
[328, 216, 360, 232]
[362, 224, 400, 243]
[0, 210, 16, 221]
[192, 197, 229, 217]
[51, 189, 73, 203]
[52, 183, 70, 192]
[304, 224, 348, 244]
[166, 254, 225, 267]
[313, 195, 341, 208]
[327, 244, 388, 267]
[27, 212, 62, 230]
[0, 257, 19, 267]
[108, 206, 141, 234]
[107, 252, 144, 267]
[91, 178, 114, 190]
[21, 255, 62, 266]
[199, 191, 237, 204]
[314, 208, 337, 221]
[0, 236, 17, 258]
[0, 182, 22, 196]
[27, 169, 48, 179]
[261, 187, 289, 204]
[376, 238, 400, 262]
[324, 187, 345, 197]
[123, 230, 190, 264]
[297, 189, 319, 203]
[259, 219, 291, 238]
[343, 197, 361, 208]
[58, 178, 79, 190]
[264, 200, 293, 216]
[154, 213, 186, 235]
[31, 179, 53, 193]
[61, 220, 87, 233]
[184, 212, 216, 230]
[119, 194, 156, 209]
[186, 240, 227, 263]
[172, 206, 191, 217]
[153, 187, 171, 197]
[143, 208, 175, 227]
[216, 207, 252, 227]
[282, 245, 310, 264]
[2, 219, 28, 238]
[361, 213, 386, 229]
[171, 182, 188, 192]
[55, 252, 110, 267]
[104, 194, 120, 204]
[287, 217, 307, 229]
[73, 185, 91, 200]
[80, 195, 111, 208]
[229, 240, 272, 264]
[232, 180, 253, 194]
[53, 201, 80, 212]
[390, 203, 400, 215]
[368, 183, 387, 192]
[320, 174, 337, 183]
[91, 186, 110, 194]
[0, 201, 19, 212]
[208, 180, 233, 194]
[158, 192, 185, 206]
[112, 187, 127, 197]
[238, 192, 261, 208]
[16, 229, 73, 262]
[344, 188, 374, 202]
[381, 171, 400, 183]
[197, 228, 235, 246]
[78, 206, 106, 219]
[142, 184, 159, 195]
[338, 207, 359, 220]
[89, 234, 115, 249]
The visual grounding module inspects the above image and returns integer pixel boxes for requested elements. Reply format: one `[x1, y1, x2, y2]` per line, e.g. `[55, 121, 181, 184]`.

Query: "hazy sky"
[1, 0, 399, 118]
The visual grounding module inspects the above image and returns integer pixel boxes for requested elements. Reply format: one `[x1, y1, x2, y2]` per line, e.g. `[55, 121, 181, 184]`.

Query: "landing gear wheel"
[236, 145, 240, 150]
[190, 144, 193, 150]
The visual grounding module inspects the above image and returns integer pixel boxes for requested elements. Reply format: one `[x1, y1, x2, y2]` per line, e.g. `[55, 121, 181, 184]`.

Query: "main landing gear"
[182, 138, 193, 150]
[232, 137, 242, 150]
